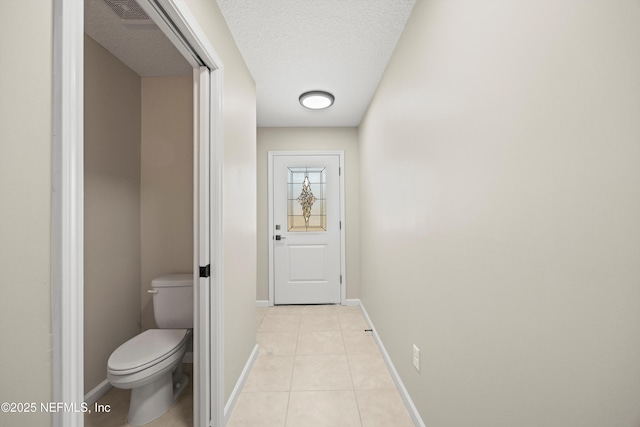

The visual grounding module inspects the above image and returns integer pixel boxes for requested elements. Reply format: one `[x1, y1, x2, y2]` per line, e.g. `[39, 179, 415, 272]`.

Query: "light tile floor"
[84, 305, 414, 426]
[227, 305, 414, 427]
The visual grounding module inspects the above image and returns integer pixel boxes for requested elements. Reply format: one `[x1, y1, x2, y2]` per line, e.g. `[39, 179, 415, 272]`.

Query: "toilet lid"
[108, 329, 188, 373]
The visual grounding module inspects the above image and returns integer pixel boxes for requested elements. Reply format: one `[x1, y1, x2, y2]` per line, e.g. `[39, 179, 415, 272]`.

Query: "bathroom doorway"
[53, 1, 224, 426]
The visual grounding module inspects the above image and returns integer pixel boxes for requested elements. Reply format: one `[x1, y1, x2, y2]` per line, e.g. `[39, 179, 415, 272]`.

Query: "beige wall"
[0, 1, 53, 425]
[256, 127, 361, 301]
[183, 0, 257, 403]
[0, 0, 256, 423]
[359, 1, 640, 426]
[140, 76, 193, 330]
[83, 49, 199, 391]
[84, 35, 142, 393]
[84, 39, 193, 391]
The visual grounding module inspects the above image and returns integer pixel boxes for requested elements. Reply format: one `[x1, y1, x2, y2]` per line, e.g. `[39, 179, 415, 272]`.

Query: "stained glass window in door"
[288, 167, 326, 232]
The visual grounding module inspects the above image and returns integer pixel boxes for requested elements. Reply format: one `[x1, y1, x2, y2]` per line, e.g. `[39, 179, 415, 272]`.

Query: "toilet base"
[126, 366, 190, 426]
[173, 372, 189, 401]
[127, 371, 173, 426]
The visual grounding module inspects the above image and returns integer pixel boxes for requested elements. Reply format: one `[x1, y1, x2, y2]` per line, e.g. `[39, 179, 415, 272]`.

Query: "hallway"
[227, 305, 414, 426]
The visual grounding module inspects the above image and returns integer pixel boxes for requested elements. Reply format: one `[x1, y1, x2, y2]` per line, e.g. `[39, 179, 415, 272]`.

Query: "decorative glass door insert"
[287, 167, 326, 232]
[271, 153, 341, 305]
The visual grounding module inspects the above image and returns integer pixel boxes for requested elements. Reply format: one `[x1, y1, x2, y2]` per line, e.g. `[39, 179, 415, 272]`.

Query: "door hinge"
[340, 275, 343, 284]
[339, 221, 342, 230]
[199, 264, 211, 278]
[339, 166, 341, 176]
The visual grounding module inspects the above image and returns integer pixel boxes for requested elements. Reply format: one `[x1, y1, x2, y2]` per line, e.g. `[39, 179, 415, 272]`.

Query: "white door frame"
[267, 151, 346, 306]
[52, 1, 224, 426]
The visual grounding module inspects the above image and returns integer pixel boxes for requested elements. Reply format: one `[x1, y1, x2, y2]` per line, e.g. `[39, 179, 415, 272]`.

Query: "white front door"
[271, 154, 342, 304]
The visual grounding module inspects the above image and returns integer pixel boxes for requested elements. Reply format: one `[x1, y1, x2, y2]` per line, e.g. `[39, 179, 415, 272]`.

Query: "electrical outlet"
[413, 344, 420, 372]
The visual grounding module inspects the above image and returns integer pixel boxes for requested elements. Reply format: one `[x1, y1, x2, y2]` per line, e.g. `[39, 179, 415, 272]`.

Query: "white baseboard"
[256, 300, 270, 307]
[358, 302, 426, 427]
[224, 344, 259, 425]
[84, 379, 112, 406]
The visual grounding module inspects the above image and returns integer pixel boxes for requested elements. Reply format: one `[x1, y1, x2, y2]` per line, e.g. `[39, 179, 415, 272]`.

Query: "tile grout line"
[282, 316, 302, 427]
[340, 316, 365, 427]
[250, 306, 383, 426]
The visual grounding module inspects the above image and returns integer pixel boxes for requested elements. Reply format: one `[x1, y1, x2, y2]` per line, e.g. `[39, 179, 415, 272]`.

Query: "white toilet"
[107, 274, 193, 426]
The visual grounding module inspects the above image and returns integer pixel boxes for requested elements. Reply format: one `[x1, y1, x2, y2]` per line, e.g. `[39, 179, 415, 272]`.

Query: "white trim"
[267, 151, 346, 306]
[224, 344, 260, 425]
[83, 380, 111, 406]
[54, 1, 224, 426]
[146, 3, 225, 426]
[256, 300, 270, 307]
[143, 4, 225, 425]
[136, 0, 200, 68]
[344, 298, 361, 307]
[154, 0, 223, 69]
[211, 57, 226, 427]
[338, 153, 346, 305]
[193, 65, 212, 427]
[358, 303, 426, 427]
[52, 1, 84, 426]
[267, 152, 275, 306]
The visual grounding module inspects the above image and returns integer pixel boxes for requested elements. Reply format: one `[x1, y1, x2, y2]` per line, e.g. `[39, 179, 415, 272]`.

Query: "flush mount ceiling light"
[299, 91, 335, 110]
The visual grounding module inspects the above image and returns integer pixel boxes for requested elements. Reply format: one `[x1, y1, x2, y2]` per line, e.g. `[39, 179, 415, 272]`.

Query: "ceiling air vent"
[102, 0, 150, 21]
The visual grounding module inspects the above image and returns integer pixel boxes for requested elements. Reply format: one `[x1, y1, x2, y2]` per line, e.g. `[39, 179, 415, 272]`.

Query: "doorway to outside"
[268, 151, 346, 306]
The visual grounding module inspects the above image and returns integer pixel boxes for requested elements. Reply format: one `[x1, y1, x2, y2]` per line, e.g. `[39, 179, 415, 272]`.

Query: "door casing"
[52, 1, 224, 426]
[267, 151, 346, 306]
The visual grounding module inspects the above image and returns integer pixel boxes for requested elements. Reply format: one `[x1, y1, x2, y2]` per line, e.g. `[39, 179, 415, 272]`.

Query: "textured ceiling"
[84, 0, 192, 77]
[217, 0, 416, 127]
[85, 0, 416, 127]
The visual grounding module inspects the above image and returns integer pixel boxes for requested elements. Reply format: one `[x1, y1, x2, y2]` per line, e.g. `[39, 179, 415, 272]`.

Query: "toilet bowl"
[107, 273, 194, 426]
[108, 329, 191, 425]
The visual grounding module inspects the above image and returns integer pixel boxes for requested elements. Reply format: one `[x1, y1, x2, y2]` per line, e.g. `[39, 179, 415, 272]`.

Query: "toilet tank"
[151, 273, 193, 329]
